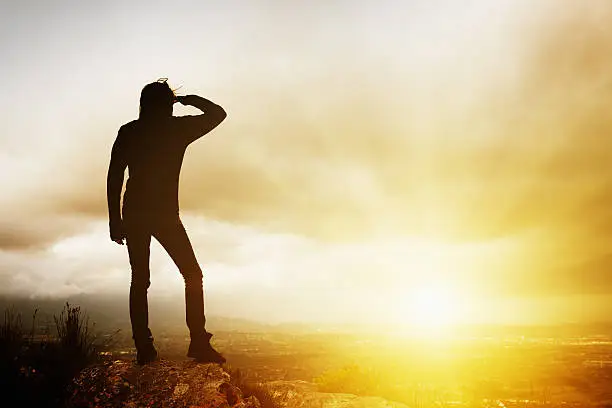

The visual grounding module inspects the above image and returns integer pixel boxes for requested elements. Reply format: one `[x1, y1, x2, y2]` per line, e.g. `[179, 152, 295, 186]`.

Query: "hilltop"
[67, 359, 261, 408]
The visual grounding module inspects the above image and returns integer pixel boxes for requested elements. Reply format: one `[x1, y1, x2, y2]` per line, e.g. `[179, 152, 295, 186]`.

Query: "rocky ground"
[66, 359, 260, 408]
[64, 358, 409, 408]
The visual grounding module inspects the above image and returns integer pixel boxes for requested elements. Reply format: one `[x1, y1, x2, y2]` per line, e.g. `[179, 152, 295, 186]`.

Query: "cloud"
[0, 216, 83, 251]
[3, 0, 612, 300]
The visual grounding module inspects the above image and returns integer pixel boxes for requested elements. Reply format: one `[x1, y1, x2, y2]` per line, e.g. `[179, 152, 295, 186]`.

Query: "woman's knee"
[130, 275, 151, 290]
[182, 265, 203, 286]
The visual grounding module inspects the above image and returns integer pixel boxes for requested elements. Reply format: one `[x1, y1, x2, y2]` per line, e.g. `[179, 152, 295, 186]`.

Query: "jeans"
[123, 212, 207, 346]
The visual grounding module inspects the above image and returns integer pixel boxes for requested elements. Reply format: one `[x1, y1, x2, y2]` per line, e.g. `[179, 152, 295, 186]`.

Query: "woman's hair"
[139, 78, 177, 116]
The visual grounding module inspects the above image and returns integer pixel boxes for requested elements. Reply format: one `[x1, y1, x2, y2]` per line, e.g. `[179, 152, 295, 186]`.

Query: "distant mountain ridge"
[3, 294, 612, 337]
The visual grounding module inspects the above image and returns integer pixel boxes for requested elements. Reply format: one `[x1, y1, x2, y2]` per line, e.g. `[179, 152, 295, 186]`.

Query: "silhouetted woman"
[107, 79, 227, 364]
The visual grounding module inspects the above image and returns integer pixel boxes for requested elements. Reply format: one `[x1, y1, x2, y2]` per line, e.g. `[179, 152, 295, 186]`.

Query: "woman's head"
[139, 78, 176, 118]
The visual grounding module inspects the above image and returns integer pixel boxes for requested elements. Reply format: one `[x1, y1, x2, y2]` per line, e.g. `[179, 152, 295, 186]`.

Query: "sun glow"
[410, 286, 461, 327]
[372, 234, 520, 332]
[390, 284, 465, 339]
[377, 238, 461, 325]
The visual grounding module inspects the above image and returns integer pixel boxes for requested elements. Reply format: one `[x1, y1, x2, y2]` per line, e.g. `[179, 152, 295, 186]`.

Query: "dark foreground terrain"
[3, 298, 612, 407]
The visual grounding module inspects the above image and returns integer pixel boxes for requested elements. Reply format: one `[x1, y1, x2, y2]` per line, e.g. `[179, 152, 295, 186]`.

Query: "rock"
[261, 380, 410, 408]
[66, 358, 261, 408]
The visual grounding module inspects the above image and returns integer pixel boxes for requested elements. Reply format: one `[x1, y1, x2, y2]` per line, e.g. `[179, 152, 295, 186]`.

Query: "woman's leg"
[153, 216, 206, 339]
[125, 222, 154, 349]
[154, 216, 225, 363]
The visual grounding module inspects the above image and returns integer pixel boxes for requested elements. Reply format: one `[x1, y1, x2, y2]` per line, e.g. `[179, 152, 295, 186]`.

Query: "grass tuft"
[227, 364, 281, 408]
[0, 303, 101, 407]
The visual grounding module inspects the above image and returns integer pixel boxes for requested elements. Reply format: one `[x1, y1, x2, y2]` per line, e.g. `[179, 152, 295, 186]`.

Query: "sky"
[2, 0, 612, 327]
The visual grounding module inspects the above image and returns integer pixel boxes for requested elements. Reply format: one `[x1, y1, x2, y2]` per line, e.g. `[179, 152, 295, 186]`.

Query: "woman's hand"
[110, 219, 126, 245]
